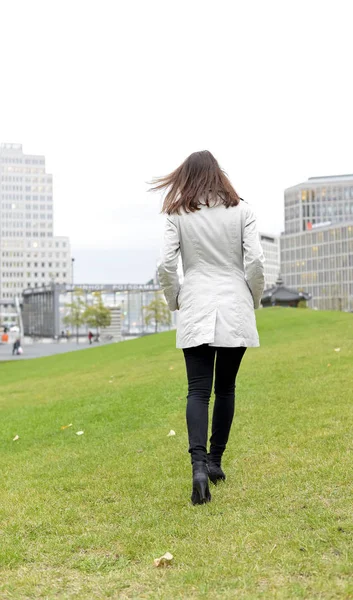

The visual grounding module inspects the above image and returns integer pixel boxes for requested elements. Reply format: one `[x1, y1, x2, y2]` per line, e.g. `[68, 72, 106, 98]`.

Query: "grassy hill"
[1, 308, 353, 599]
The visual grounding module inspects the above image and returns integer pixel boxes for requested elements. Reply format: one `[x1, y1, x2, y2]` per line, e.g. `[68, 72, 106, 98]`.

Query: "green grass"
[1, 308, 353, 599]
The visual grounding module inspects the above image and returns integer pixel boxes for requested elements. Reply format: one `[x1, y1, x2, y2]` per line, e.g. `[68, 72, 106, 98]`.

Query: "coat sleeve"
[242, 205, 265, 309]
[157, 215, 181, 312]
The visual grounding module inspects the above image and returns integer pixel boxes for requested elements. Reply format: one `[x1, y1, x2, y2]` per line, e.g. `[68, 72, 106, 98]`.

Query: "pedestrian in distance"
[88, 331, 93, 345]
[152, 150, 265, 505]
[12, 338, 21, 356]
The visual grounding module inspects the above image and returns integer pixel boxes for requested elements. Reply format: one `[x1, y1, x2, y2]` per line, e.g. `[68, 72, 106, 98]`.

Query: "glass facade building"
[22, 283, 174, 338]
[284, 174, 353, 234]
[281, 174, 353, 310]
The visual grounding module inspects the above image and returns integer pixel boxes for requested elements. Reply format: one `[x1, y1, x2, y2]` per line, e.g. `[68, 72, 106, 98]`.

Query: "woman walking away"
[152, 151, 265, 505]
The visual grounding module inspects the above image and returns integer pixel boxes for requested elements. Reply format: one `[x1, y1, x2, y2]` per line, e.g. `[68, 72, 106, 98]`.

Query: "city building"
[0, 143, 72, 323]
[284, 174, 353, 234]
[259, 232, 280, 289]
[281, 174, 353, 310]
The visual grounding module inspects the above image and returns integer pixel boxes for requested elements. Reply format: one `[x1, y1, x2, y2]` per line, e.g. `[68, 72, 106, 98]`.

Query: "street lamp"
[71, 257, 75, 291]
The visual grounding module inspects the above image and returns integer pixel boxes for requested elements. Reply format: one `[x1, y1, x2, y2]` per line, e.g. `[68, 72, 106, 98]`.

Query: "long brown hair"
[149, 150, 240, 214]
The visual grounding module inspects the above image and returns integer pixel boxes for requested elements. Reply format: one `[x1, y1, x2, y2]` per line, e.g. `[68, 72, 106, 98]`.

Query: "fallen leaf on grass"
[153, 552, 173, 567]
[13, 435, 19, 441]
[169, 366, 174, 371]
[167, 430, 176, 437]
[327, 364, 331, 367]
[334, 348, 341, 352]
[60, 423, 73, 430]
[76, 431, 84, 436]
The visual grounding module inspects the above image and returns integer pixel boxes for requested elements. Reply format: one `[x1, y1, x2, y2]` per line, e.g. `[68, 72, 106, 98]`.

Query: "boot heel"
[191, 479, 211, 505]
[191, 461, 211, 505]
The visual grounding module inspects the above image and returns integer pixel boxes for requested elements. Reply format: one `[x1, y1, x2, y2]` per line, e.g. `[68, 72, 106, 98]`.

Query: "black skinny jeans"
[183, 345, 246, 464]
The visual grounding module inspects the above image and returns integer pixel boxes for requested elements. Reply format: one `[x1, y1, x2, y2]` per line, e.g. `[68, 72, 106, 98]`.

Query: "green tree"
[83, 292, 111, 338]
[63, 289, 87, 343]
[144, 293, 171, 333]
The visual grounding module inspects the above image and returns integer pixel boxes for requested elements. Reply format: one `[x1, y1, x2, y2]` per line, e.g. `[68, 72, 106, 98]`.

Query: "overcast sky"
[1, 0, 353, 283]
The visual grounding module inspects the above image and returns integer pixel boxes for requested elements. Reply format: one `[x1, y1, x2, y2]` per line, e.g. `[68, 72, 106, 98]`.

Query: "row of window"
[303, 203, 353, 218]
[281, 226, 353, 248]
[285, 205, 353, 229]
[0, 157, 45, 165]
[1, 276, 67, 290]
[1, 282, 29, 288]
[282, 241, 353, 261]
[2, 223, 52, 230]
[2, 213, 52, 220]
[2, 252, 68, 259]
[1, 176, 52, 184]
[0, 251, 22, 257]
[1, 196, 53, 210]
[1, 188, 52, 198]
[1, 197, 52, 204]
[262, 251, 279, 260]
[1, 261, 23, 267]
[282, 264, 353, 280]
[1, 185, 23, 191]
[1, 240, 68, 251]
[1, 261, 68, 269]
[2, 272, 67, 279]
[301, 188, 353, 202]
[285, 185, 353, 206]
[2, 217, 53, 225]
[2, 167, 46, 174]
[283, 277, 353, 297]
[0, 232, 54, 238]
[26, 205, 53, 211]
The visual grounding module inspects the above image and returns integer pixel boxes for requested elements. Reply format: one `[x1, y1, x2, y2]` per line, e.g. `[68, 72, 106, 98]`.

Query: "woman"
[152, 151, 265, 505]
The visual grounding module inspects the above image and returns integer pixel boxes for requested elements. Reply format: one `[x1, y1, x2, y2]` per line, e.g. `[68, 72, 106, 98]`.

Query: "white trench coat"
[158, 200, 265, 349]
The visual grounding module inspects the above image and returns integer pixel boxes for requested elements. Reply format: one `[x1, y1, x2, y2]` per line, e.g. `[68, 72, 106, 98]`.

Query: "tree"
[83, 292, 111, 338]
[63, 289, 87, 343]
[144, 293, 171, 333]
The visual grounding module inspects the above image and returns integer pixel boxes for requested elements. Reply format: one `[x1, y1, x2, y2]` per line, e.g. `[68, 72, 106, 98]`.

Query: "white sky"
[1, 0, 353, 282]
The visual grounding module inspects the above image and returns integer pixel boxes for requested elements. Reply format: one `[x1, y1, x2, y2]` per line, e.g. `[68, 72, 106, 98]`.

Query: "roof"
[285, 173, 353, 192]
[262, 275, 311, 302]
[262, 286, 311, 302]
[308, 174, 353, 181]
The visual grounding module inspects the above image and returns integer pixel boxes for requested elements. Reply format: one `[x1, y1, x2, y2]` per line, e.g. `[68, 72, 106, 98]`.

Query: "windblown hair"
[149, 150, 240, 214]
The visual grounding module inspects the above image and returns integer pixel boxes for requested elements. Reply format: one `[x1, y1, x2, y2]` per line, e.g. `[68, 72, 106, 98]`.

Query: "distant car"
[9, 325, 20, 333]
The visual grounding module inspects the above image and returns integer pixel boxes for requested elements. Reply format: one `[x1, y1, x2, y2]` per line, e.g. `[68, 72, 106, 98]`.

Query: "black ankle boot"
[191, 461, 211, 505]
[207, 454, 226, 485]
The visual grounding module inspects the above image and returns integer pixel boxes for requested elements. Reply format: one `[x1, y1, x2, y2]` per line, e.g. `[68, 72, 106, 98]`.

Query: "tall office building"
[0, 143, 72, 322]
[281, 175, 353, 311]
[259, 232, 280, 289]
